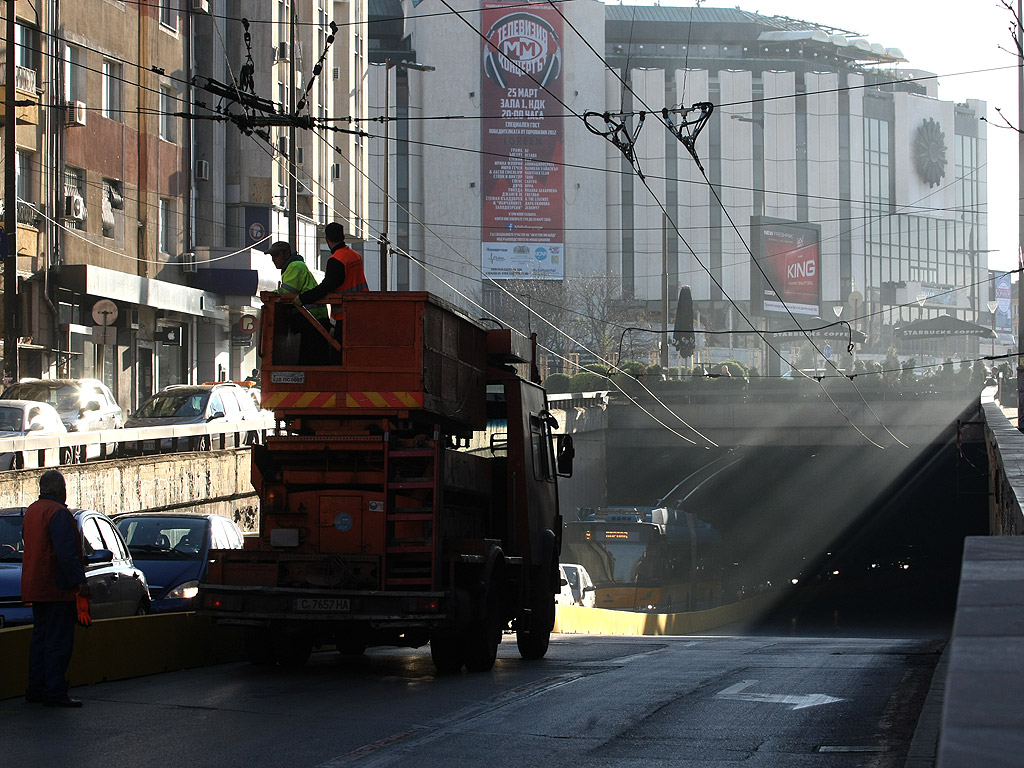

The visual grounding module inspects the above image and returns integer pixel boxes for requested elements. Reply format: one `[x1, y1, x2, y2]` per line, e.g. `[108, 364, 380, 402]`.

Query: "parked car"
[556, 564, 576, 607]
[560, 563, 597, 608]
[114, 512, 245, 613]
[0, 400, 70, 470]
[0, 507, 150, 628]
[124, 383, 263, 453]
[1, 378, 124, 460]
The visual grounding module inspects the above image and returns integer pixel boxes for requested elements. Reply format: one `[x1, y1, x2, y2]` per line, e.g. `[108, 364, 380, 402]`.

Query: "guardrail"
[0, 412, 277, 469]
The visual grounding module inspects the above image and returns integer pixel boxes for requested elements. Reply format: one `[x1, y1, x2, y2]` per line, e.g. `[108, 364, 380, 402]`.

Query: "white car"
[558, 563, 597, 608]
[0, 400, 69, 470]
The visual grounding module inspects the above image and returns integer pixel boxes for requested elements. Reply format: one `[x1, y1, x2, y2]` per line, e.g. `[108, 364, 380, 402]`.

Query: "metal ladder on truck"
[382, 426, 441, 589]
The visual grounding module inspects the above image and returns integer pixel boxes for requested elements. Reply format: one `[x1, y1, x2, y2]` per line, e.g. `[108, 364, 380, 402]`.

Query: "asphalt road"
[1, 625, 943, 768]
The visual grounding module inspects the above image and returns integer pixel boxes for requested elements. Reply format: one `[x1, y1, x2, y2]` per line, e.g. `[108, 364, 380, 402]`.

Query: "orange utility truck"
[201, 291, 573, 673]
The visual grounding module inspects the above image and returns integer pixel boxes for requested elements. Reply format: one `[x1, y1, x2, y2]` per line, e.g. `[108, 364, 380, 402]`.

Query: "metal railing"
[0, 412, 277, 470]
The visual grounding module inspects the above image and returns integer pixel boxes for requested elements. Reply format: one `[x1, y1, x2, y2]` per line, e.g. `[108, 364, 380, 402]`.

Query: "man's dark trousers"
[27, 601, 76, 701]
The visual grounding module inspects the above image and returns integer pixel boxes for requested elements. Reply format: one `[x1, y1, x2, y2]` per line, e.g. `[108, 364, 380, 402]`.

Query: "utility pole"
[1018, 0, 1023, 430]
[379, 59, 433, 291]
[4, 0, 20, 384]
[287, 2, 297, 255]
[661, 213, 669, 372]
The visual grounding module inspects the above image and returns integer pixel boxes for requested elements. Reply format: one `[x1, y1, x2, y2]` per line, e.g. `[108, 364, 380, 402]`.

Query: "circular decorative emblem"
[913, 118, 947, 188]
[483, 12, 562, 89]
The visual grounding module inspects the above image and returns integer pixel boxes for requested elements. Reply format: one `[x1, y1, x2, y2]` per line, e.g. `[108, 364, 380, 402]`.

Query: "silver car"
[1, 378, 123, 460]
[125, 383, 262, 453]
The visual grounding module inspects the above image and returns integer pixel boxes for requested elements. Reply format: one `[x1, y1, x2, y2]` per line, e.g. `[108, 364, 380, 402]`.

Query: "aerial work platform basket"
[258, 291, 489, 428]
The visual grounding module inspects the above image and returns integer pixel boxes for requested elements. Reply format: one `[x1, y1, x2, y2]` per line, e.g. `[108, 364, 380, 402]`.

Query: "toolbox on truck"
[261, 292, 488, 428]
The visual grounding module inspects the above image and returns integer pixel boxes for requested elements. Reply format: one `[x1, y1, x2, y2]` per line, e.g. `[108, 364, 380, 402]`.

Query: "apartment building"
[1, 0, 367, 411]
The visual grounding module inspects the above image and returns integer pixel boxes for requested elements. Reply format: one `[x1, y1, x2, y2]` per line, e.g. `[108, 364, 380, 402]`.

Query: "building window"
[14, 23, 38, 71]
[160, 87, 177, 142]
[160, 0, 179, 31]
[101, 179, 125, 242]
[102, 60, 123, 121]
[16, 151, 34, 225]
[159, 198, 175, 254]
[66, 45, 86, 103]
[64, 167, 86, 231]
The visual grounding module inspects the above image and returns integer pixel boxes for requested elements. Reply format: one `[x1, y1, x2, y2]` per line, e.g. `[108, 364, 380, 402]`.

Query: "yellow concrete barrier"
[554, 592, 779, 636]
[0, 613, 244, 701]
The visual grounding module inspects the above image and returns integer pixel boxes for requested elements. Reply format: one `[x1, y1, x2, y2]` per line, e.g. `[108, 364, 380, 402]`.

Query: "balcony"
[0, 65, 40, 125]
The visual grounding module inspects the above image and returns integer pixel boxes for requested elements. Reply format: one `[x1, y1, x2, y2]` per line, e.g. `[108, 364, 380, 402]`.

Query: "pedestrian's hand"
[78, 583, 91, 599]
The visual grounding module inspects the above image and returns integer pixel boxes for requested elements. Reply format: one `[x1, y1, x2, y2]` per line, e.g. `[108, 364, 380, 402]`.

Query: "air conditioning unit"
[330, 163, 341, 181]
[295, 146, 303, 165]
[277, 42, 290, 62]
[196, 160, 210, 180]
[66, 100, 87, 127]
[296, 181, 313, 198]
[332, 67, 340, 81]
[181, 252, 198, 273]
[192, 0, 210, 13]
[278, 136, 289, 156]
[64, 194, 86, 221]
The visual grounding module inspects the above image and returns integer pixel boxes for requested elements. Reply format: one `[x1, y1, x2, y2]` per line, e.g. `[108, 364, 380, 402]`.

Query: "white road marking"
[717, 679, 846, 710]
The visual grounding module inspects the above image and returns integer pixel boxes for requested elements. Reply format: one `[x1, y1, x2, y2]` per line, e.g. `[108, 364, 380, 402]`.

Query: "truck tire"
[244, 628, 276, 666]
[464, 559, 504, 673]
[430, 634, 464, 675]
[272, 629, 313, 667]
[516, 530, 558, 660]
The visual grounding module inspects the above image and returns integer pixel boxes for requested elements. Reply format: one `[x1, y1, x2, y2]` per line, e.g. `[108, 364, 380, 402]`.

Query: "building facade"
[1, 0, 367, 411]
[391, 3, 989, 373]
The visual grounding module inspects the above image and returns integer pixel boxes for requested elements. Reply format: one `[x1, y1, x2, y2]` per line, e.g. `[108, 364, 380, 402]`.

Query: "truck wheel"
[337, 639, 367, 656]
[244, 628, 276, 666]
[516, 591, 554, 660]
[464, 582, 503, 673]
[430, 634, 464, 675]
[272, 638, 311, 667]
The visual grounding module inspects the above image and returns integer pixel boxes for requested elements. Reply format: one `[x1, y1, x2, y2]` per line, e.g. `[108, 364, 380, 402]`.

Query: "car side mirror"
[584, 585, 596, 593]
[207, 410, 226, 421]
[555, 434, 575, 478]
[85, 548, 114, 566]
[27, 420, 45, 432]
[81, 401, 100, 413]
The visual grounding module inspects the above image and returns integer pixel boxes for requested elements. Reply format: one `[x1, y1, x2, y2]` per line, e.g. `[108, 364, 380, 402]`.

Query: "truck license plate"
[294, 598, 350, 612]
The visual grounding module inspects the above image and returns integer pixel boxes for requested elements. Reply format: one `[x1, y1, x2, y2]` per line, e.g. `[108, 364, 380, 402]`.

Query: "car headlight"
[165, 580, 200, 600]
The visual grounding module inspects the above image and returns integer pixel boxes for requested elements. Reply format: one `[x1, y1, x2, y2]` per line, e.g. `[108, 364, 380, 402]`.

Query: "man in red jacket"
[21, 470, 89, 707]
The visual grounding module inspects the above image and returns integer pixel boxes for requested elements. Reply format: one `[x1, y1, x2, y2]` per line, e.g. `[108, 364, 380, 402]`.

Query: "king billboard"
[750, 217, 821, 317]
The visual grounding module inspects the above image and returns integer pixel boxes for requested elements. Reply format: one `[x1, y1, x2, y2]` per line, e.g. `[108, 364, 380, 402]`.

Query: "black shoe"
[43, 697, 83, 708]
[24, 693, 44, 704]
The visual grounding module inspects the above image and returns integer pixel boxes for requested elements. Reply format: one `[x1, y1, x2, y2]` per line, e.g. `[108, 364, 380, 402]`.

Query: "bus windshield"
[562, 523, 663, 586]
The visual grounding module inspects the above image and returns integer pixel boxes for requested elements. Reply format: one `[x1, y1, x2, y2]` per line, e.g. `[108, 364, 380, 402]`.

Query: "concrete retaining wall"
[0, 450, 260, 530]
[983, 403, 1024, 535]
[0, 615, 245, 700]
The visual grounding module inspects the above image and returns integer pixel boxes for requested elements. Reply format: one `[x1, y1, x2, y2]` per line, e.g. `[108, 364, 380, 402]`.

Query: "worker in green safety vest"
[269, 241, 332, 365]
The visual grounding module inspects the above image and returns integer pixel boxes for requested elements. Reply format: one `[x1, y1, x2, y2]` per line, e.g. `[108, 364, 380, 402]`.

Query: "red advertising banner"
[480, 2, 564, 280]
[752, 218, 821, 316]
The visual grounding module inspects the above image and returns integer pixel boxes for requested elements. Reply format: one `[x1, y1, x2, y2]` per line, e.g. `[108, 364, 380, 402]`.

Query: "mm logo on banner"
[484, 12, 562, 88]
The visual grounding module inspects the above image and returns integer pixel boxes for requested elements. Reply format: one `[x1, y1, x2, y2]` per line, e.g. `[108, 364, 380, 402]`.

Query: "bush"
[617, 361, 647, 377]
[582, 363, 610, 377]
[544, 373, 571, 393]
[569, 371, 608, 392]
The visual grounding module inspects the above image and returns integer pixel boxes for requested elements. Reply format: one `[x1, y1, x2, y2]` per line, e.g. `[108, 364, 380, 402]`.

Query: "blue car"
[0, 507, 150, 628]
[114, 513, 245, 613]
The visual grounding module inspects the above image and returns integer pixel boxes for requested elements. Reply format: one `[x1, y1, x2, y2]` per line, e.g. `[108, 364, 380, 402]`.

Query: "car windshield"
[0, 515, 24, 561]
[0, 406, 24, 432]
[4, 382, 79, 411]
[136, 392, 208, 419]
[117, 518, 208, 560]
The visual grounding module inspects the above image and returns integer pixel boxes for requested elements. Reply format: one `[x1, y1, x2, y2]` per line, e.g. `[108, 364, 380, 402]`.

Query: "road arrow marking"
[717, 680, 845, 710]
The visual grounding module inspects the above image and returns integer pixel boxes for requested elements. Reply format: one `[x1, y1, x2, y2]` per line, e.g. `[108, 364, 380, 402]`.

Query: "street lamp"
[378, 59, 434, 291]
[988, 300, 999, 360]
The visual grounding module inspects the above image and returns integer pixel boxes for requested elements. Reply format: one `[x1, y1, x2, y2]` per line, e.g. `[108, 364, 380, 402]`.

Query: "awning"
[894, 315, 995, 339]
[56, 264, 228, 319]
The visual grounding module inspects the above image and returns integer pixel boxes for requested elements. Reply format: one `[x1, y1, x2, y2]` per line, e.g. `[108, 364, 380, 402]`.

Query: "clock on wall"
[913, 118, 947, 188]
